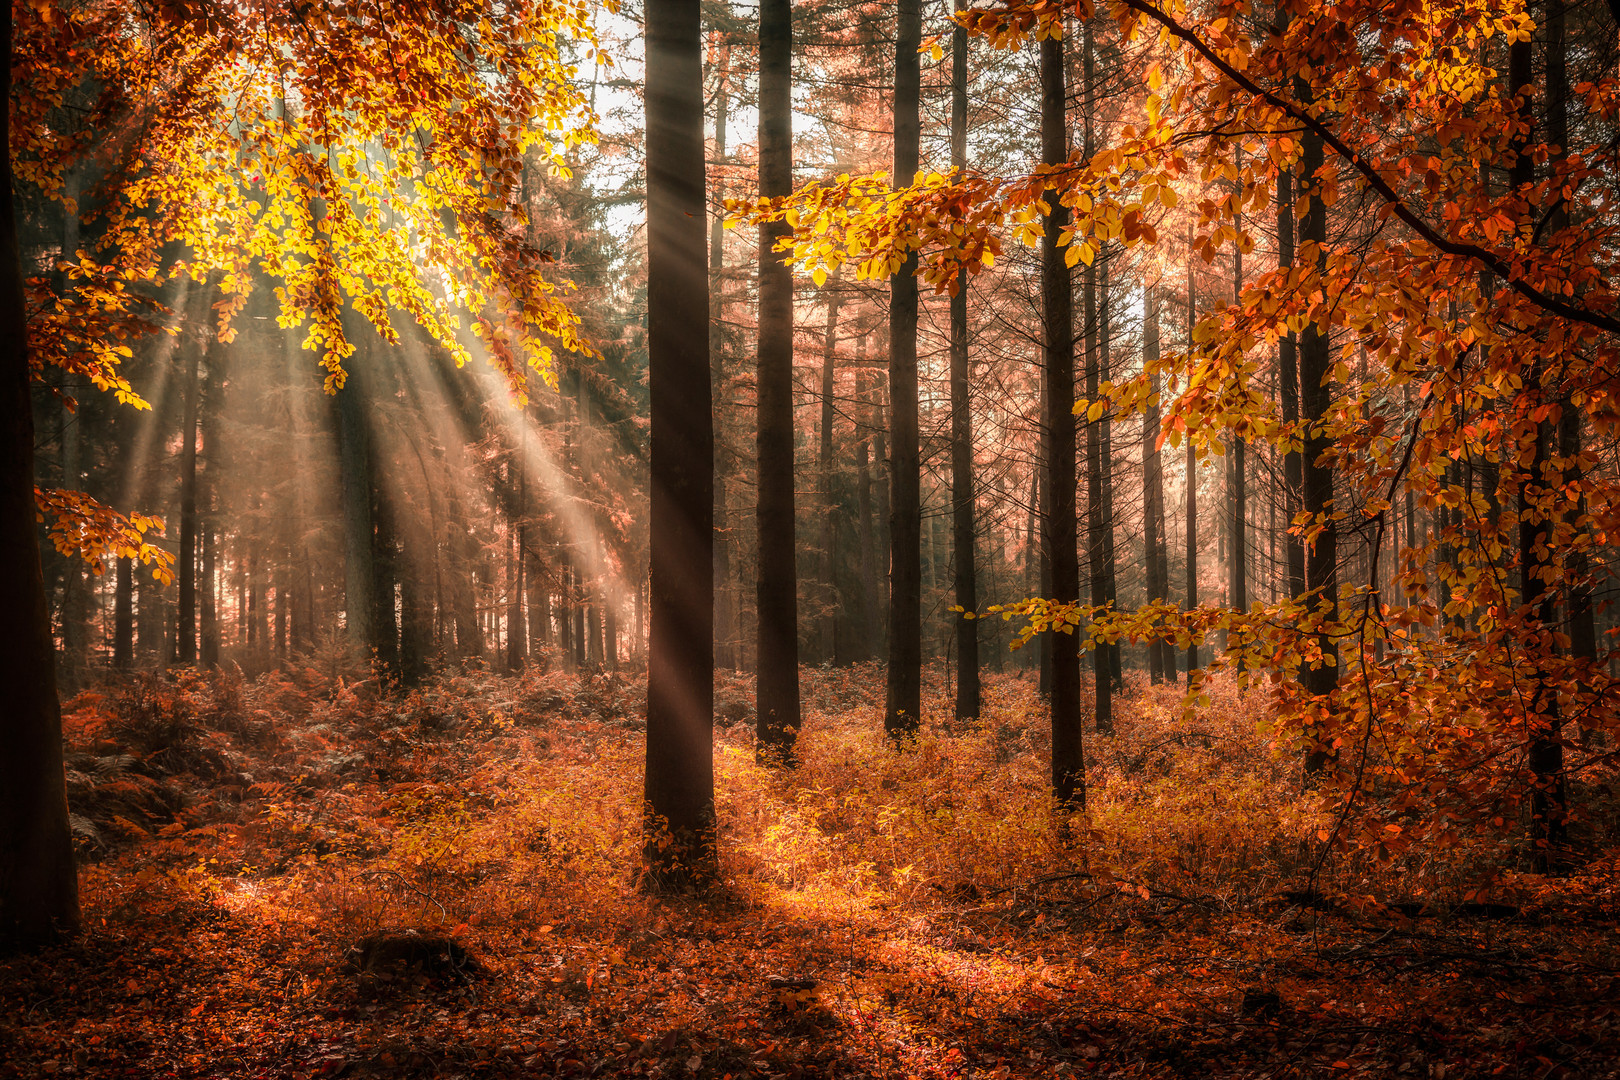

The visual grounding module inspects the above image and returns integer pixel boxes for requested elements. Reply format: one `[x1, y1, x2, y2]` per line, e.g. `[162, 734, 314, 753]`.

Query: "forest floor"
[3, 660, 1619, 1080]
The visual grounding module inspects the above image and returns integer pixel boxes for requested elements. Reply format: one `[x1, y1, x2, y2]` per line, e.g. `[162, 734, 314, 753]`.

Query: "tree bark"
[337, 313, 376, 660]
[709, 38, 738, 673]
[175, 287, 204, 665]
[817, 280, 842, 665]
[0, 4, 79, 943]
[1277, 168, 1305, 605]
[1043, 28, 1084, 808]
[1184, 226, 1200, 677]
[949, 0, 980, 723]
[1142, 284, 1168, 684]
[1299, 97, 1339, 777]
[885, 0, 923, 741]
[756, 0, 800, 757]
[644, 0, 716, 888]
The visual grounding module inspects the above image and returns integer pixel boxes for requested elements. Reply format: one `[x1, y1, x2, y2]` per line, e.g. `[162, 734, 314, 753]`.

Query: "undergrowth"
[4, 661, 1616, 1079]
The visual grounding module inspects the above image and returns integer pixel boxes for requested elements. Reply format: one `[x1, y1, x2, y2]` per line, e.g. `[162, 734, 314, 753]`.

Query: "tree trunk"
[337, 313, 376, 660]
[1184, 229, 1199, 678]
[1229, 150, 1247, 638]
[1277, 168, 1305, 605]
[1299, 97, 1339, 777]
[709, 38, 738, 673]
[816, 279, 842, 665]
[856, 358, 879, 662]
[644, 0, 716, 888]
[950, 0, 980, 723]
[176, 287, 204, 665]
[1519, 11, 1563, 862]
[199, 346, 223, 669]
[1043, 28, 1084, 808]
[113, 557, 134, 669]
[885, 0, 923, 741]
[0, 3, 79, 942]
[1142, 284, 1168, 684]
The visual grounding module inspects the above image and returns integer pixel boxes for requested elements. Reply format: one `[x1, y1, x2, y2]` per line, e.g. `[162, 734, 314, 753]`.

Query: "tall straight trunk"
[1517, 13, 1563, 861]
[526, 551, 549, 651]
[1184, 229, 1199, 677]
[1142, 284, 1168, 684]
[756, 0, 801, 757]
[1080, 20, 1110, 734]
[337, 315, 376, 658]
[816, 280, 842, 663]
[55, 171, 85, 690]
[175, 291, 204, 664]
[605, 592, 618, 670]
[1277, 168, 1306, 603]
[856, 356, 880, 661]
[0, 1, 79, 940]
[507, 459, 527, 672]
[1099, 250, 1122, 694]
[199, 347, 222, 668]
[949, 0, 980, 723]
[710, 39, 738, 672]
[1043, 28, 1084, 808]
[643, 0, 716, 887]
[1549, 0, 1593, 675]
[113, 557, 134, 669]
[1299, 92, 1339, 777]
[1083, 253, 1110, 733]
[874, 372, 890, 654]
[556, 558, 574, 665]
[371, 482, 398, 671]
[1230, 150, 1247, 632]
[885, 0, 923, 741]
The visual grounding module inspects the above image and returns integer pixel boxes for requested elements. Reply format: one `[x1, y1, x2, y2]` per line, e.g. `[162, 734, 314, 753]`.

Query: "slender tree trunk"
[1518, 12, 1563, 862]
[1230, 151, 1247, 643]
[817, 280, 842, 664]
[1184, 229, 1199, 677]
[199, 347, 222, 669]
[1043, 27, 1084, 808]
[710, 38, 738, 673]
[644, 0, 716, 887]
[1277, 168, 1305, 605]
[0, 1, 79, 940]
[337, 314, 376, 660]
[885, 0, 923, 741]
[176, 289, 204, 665]
[1142, 284, 1168, 685]
[114, 557, 134, 669]
[948, 0, 980, 723]
[507, 459, 527, 673]
[1299, 96, 1339, 777]
[1099, 249, 1122, 695]
[756, 0, 801, 757]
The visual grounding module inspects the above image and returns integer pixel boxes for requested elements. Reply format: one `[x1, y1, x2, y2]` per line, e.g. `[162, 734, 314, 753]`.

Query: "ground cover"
[3, 662, 1618, 1079]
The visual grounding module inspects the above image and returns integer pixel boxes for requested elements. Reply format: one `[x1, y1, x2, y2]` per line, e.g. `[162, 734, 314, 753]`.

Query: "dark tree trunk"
[644, 0, 716, 888]
[816, 280, 842, 666]
[113, 557, 134, 669]
[1299, 101, 1339, 777]
[1184, 232, 1199, 677]
[950, 0, 980, 724]
[507, 463, 526, 673]
[1142, 285, 1168, 684]
[709, 42, 738, 673]
[856, 360, 879, 661]
[1230, 153, 1247, 636]
[1099, 249, 1122, 696]
[1277, 168, 1305, 605]
[1081, 24, 1110, 735]
[199, 347, 223, 669]
[1519, 12, 1563, 862]
[176, 288, 204, 665]
[1043, 29, 1084, 808]
[756, 0, 800, 757]
[0, 4, 79, 943]
[337, 315, 376, 660]
[885, 0, 923, 741]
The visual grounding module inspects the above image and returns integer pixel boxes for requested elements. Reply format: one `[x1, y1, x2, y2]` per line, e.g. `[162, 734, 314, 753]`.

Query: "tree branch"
[1117, 0, 1620, 338]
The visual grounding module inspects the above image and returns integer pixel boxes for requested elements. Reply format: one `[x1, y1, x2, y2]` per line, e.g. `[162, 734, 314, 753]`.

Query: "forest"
[3, 0, 1620, 1076]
